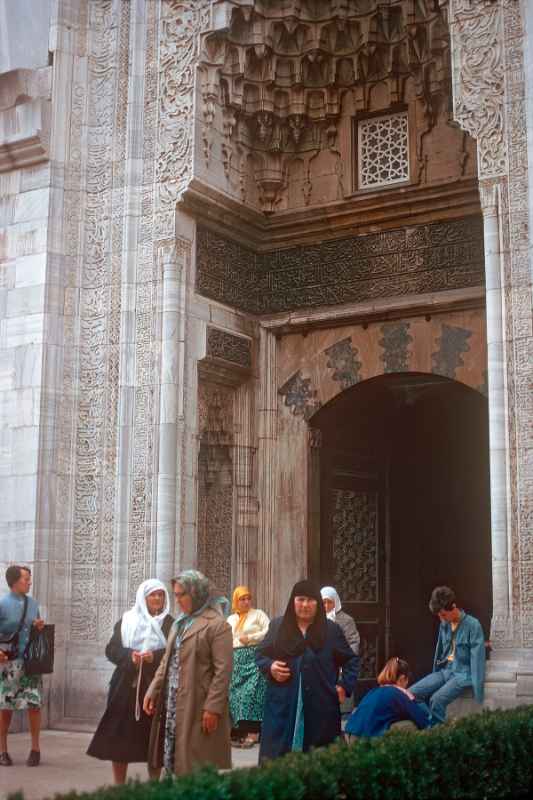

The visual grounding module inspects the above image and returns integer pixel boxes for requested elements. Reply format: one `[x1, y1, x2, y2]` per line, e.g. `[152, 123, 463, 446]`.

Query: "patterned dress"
[0, 592, 42, 711]
[228, 608, 269, 728]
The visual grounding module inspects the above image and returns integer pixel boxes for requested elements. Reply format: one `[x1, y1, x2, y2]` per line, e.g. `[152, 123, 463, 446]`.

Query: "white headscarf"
[120, 579, 170, 652]
[321, 586, 342, 621]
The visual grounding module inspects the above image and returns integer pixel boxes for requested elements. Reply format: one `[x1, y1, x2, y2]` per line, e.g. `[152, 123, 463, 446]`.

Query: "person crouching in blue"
[409, 586, 486, 724]
[256, 579, 359, 762]
[345, 657, 430, 738]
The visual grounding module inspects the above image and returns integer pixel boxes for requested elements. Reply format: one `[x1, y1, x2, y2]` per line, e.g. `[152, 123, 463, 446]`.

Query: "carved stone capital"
[443, 0, 507, 178]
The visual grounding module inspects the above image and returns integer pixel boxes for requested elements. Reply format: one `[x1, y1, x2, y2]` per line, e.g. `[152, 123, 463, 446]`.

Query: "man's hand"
[336, 685, 346, 704]
[143, 695, 155, 716]
[239, 634, 249, 645]
[202, 710, 220, 734]
[270, 660, 291, 683]
[33, 618, 45, 631]
[141, 651, 154, 663]
[0, 650, 8, 663]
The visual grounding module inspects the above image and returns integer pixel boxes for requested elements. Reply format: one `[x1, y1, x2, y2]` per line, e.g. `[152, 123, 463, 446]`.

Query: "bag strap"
[6, 595, 29, 643]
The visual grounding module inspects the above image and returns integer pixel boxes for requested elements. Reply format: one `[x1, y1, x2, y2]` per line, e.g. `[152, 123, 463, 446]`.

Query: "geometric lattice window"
[357, 112, 409, 189]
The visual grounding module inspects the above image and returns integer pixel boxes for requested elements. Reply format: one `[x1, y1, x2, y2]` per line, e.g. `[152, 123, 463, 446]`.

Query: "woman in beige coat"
[143, 570, 233, 776]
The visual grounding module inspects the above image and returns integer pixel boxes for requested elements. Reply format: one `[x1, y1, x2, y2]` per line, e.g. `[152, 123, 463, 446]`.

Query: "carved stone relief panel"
[196, 216, 485, 314]
[206, 327, 253, 369]
[70, 0, 122, 642]
[441, 0, 507, 180]
[157, 0, 212, 236]
[197, 381, 235, 597]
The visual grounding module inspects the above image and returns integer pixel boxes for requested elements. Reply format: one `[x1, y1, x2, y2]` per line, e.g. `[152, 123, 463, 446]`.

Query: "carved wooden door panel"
[320, 450, 388, 699]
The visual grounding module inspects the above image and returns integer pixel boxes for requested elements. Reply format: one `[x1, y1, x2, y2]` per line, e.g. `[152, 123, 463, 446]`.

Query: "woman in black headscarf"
[256, 579, 359, 762]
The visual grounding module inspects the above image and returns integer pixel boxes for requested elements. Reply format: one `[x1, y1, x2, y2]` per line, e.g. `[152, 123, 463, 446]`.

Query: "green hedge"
[14, 706, 533, 800]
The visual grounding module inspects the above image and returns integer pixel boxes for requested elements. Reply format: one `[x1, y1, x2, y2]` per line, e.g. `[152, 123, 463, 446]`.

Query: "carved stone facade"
[0, 0, 531, 729]
[198, 0, 454, 211]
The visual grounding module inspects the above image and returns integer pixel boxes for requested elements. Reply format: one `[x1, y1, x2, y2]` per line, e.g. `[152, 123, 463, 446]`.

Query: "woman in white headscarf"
[320, 587, 360, 656]
[321, 586, 360, 714]
[87, 579, 173, 784]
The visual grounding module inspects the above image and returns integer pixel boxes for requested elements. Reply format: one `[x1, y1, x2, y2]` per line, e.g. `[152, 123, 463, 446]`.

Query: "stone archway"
[309, 372, 492, 697]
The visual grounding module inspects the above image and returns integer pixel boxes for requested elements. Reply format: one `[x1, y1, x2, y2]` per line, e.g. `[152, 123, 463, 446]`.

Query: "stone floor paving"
[0, 731, 259, 800]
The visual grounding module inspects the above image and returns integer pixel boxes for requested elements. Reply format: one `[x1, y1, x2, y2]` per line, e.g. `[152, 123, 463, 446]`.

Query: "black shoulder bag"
[24, 623, 55, 675]
[0, 596, 28, 660]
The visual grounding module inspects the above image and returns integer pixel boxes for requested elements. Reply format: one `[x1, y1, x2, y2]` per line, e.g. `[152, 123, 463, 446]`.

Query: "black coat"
[256, 617, 359, 761]
[87, 615, 173, 763]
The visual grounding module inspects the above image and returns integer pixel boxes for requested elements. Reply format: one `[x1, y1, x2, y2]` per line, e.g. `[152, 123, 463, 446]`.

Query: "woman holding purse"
[0, 566, 45, 768]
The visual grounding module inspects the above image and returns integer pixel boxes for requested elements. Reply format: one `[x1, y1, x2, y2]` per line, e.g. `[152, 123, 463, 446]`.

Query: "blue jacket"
[0, 591, 40, 656]
[433, 611, 486, 702]
[256, 618, 359, 761]
[345, 685, 430, 737]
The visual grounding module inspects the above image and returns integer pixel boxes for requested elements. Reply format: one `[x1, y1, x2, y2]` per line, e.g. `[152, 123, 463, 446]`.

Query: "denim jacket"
[433, 610, 486, 703]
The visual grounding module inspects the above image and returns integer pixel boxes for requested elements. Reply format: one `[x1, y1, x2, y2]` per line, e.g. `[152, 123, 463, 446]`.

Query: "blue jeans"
[409, 667, 470, 724]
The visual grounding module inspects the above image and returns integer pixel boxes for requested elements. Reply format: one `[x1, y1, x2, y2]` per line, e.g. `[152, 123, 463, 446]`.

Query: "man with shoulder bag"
[0, 566, 46, 767]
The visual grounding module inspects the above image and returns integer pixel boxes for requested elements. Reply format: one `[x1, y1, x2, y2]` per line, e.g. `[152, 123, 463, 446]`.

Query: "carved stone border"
[199, 326, 253, 386]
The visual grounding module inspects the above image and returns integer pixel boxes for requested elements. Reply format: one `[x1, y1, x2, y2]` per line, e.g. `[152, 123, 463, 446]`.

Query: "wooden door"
[320, 449, 389, 699]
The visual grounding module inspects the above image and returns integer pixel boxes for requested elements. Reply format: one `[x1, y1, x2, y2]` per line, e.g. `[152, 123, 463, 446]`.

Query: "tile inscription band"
[196, 216, 485, 315]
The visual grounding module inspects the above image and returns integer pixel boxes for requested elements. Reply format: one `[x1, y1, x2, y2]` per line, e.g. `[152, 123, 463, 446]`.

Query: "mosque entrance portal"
[311, 373, 492, 698]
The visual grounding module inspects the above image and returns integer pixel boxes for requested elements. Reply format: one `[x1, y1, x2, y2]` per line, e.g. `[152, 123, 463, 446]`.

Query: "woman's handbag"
[0, 596, 28, 660]
[24, 624, 55, 675]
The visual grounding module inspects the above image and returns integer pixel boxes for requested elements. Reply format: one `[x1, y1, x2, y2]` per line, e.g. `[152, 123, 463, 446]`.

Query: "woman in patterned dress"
[227, 586, 269, 747]
[0, 565, 45, 768]
[144, 570, 233, 776]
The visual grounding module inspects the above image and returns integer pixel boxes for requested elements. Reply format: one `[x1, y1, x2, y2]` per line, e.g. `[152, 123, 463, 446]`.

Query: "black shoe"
[26, 750, 40, 767]
[0, 751, 13, 766]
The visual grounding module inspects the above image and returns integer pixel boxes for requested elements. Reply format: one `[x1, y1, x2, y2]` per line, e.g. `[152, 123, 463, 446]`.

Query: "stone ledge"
[0, 133, 48, 172]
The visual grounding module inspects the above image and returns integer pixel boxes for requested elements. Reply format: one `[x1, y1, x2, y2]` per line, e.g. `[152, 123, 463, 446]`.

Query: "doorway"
[311, 373, 492, 697]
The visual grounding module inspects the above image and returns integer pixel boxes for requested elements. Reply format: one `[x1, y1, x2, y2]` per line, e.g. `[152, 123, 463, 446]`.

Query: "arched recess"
[308, 372, 491, 697]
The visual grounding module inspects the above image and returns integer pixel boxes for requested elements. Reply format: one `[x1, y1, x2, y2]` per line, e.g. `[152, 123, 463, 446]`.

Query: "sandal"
[26, 750, 40, 767]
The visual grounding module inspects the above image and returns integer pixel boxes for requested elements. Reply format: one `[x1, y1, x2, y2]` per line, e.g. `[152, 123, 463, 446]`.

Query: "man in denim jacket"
[409, 586, 486, 724]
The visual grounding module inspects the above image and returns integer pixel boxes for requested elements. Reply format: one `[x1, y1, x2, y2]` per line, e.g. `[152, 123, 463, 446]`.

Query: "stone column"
[478, 180, 515, 643]
[444, 0, 533, 685]
[256, 327, 278, 614]
[154, 243, 182, 584]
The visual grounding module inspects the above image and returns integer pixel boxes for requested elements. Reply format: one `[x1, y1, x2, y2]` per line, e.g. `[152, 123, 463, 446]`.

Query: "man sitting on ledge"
[409, 586, 486, 725]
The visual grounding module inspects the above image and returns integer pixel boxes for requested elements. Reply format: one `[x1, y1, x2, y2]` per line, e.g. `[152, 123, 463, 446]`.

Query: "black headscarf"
[274, 579, 328, 659]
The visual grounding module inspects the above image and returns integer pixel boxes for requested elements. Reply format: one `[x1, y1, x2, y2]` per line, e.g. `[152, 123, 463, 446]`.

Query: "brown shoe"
[0, 751, 13, 766]
[26, 750, 40, 767]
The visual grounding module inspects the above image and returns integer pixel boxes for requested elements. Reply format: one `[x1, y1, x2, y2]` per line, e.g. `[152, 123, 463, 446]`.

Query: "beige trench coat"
[146, 607, 233, 775]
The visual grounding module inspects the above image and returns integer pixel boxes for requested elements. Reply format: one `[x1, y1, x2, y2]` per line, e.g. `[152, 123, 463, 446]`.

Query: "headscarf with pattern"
[172, 569, 229, 640]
